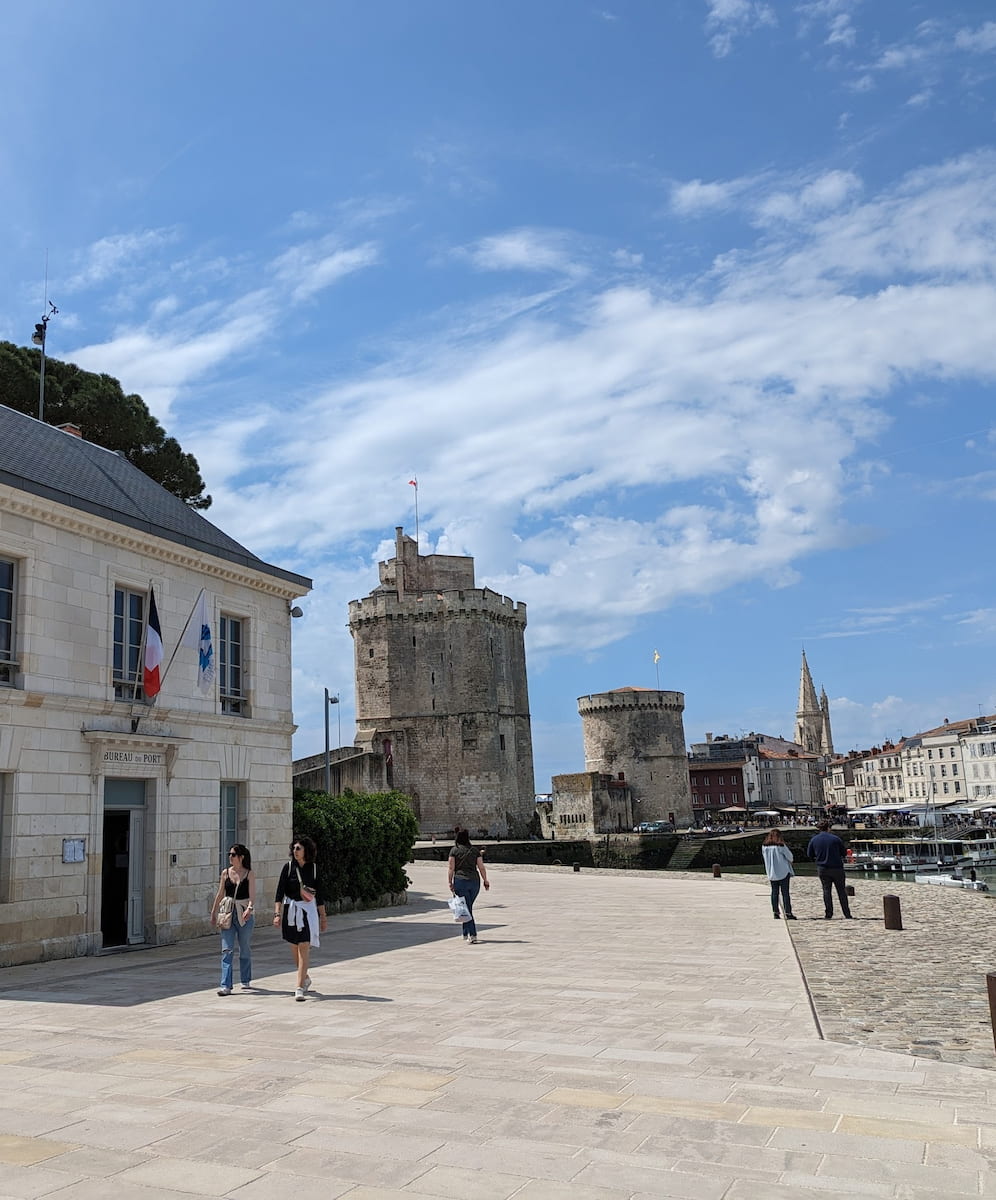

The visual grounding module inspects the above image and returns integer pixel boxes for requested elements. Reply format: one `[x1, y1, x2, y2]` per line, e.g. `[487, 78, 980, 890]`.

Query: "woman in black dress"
[272, 835, 327, 1000]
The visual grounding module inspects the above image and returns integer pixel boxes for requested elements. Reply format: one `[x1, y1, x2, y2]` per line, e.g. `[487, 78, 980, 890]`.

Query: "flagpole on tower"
[408, 476, 420, 595]
[653, 649, 661, 691]
[408, 477, 419, 550]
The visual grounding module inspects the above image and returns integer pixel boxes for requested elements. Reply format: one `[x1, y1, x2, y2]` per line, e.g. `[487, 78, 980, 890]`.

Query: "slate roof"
[0, 404, 311, 589]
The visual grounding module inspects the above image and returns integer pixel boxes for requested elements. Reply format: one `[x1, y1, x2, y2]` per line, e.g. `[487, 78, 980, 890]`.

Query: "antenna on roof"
[31, 253, 58, 422]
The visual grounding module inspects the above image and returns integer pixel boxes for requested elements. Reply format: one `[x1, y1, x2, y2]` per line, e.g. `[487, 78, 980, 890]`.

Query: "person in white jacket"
[761, 829, 796, 919]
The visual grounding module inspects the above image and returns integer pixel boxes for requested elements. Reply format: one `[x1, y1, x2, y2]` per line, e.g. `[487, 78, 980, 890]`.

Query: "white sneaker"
[217, 987, 231, 996]
[294, 987, 306, 1001]
[239, 983, 252, 991]
[303, 975, 312, 991]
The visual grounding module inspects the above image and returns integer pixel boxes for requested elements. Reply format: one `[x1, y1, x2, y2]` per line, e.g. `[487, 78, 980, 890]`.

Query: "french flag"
[144, 588, 164, 699]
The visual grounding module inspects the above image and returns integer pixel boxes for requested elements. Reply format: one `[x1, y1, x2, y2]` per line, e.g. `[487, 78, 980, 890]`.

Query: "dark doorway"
[101, 810, 130, 947]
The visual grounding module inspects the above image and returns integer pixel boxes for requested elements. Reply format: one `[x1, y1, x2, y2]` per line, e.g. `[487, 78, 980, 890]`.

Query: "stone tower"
[578, 687, 693, 826]
[794, 651, 834, 755]
[349, 528, 535, 836]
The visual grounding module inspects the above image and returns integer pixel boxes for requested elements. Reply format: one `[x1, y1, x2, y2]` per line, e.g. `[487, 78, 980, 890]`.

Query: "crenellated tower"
[348, 528, 535, 836]
[578, 687, 693, 826]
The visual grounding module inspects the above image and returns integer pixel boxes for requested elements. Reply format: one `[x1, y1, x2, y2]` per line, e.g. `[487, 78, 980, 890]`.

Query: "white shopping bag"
[448, 895, 471, 922]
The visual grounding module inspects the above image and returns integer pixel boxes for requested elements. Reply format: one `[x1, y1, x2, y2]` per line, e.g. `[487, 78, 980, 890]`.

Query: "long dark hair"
[229, 843, 252, 868]
[455, 829, 472, 847]
[290, 834, 317, 863]
[763, 829, 785, 846]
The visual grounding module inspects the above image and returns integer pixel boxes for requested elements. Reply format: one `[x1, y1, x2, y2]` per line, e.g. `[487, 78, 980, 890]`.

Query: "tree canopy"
[0, 341, 211, 509]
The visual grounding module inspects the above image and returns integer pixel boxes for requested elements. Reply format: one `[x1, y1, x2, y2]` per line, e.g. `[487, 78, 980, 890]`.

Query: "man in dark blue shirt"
[807, 821, 853, 919]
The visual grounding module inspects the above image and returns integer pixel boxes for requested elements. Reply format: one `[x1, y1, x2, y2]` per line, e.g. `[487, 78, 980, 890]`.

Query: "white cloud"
[69, 299, 272, 420]
[270, 237, 379, 303]
[955, 21, 996, 54]
[796, 0, 858, 49]
[62, 229, 179, 293]
[463, 229, 585, 277]
[60, 151, 996, 660]
[705, 0, 777, 58]
[829, 691, 993, 750]
[191, 150, 996, 656]
[756, 169, 862, 223]
[670, 177, 745, 215]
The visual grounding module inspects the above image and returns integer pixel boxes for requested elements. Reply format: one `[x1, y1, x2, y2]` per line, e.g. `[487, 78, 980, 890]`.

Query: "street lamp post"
[323, 690, 341, 795]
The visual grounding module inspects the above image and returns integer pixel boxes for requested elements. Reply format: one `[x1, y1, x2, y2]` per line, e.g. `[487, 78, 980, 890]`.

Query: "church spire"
[794, 650, 823, 753]
[819, 686, 834, 756]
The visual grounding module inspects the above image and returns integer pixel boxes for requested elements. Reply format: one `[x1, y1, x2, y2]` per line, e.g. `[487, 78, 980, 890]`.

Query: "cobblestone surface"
[783, 873, 996, 1071]
[498, 863, 996, 1072]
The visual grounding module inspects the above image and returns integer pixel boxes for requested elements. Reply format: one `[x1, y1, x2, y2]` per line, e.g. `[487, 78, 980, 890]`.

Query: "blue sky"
[4, 2, 996, 786]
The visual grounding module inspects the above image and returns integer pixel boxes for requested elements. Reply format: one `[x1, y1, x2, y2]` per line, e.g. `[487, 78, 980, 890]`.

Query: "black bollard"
[573, 862, 581, 872]
[883, 894, 903, 930]
[987, 973, 996, 1054]
[712, 863, 722, 878]
[845, 884, 855, 897]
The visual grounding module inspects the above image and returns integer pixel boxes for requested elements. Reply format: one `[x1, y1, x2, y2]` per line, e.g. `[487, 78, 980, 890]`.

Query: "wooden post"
[883, 894, 903, 930]
[987, 973, 996, 1054]
[712, 863, 722, 878]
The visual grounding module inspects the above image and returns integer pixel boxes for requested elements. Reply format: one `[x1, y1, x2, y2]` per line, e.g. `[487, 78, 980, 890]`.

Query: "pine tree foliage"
[0, 341, 211, 509]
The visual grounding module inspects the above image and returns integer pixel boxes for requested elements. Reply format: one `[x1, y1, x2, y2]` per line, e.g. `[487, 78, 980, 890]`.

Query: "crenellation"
[348, 528, 535, 836]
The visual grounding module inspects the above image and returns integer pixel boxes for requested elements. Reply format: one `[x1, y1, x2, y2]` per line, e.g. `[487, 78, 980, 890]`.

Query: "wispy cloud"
[462, 228, 586, 277]
[705, 0, 777, 58]
[809, 597, 949, 640]
[270, 237, 379, 303]
[62, 229, 180, 293]
[796, 0, 859, 49]
[58, 149, 996, 657]
[954, 21, 996, 55]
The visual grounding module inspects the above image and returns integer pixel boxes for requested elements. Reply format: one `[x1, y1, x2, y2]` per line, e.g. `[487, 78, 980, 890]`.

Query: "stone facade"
[348, 529, 535, 837]
[536, 771, 634, 839]
[0, 409, 310, 966]
[579, 687, 693, 826]
[292, 747, 386, 796]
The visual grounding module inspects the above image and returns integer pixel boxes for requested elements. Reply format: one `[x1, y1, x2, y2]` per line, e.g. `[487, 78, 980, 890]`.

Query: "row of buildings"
[825, 716, 996, 819]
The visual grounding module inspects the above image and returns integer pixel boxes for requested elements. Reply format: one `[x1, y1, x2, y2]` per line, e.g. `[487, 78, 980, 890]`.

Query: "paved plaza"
[0, 862, 995, 1199]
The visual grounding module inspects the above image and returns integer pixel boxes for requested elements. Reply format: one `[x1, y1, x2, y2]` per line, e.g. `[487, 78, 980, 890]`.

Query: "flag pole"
[653, 649, 661, 691]
[409, 476, 420, 596]
[160, 587, 205, 689]
[129, 580, 156, 729]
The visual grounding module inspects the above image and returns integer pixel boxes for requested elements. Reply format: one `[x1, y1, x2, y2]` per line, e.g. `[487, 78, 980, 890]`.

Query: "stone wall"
[349, 531, 535, 837]
[579, 689, 693, 826]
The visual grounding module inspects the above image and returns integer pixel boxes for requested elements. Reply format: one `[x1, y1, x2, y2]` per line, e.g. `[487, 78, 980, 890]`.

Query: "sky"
[3, 1, 996, 788]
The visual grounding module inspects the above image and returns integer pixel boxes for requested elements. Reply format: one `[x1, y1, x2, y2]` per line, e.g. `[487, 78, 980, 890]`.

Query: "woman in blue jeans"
[210, 843, 256, 994]
[761, 829, 796, 920]
[448, 829, 490, 943]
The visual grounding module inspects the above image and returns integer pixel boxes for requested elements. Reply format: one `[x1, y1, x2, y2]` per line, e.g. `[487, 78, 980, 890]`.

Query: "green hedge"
[292, 788, 419, 904]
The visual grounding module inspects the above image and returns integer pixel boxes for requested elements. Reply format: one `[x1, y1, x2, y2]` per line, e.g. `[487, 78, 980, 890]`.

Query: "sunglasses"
[291, 844, 303, 851]
[228, 851, 240, 858]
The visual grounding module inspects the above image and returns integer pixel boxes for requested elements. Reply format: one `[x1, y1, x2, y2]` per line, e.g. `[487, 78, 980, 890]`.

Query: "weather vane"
[31, 300, 58, 421]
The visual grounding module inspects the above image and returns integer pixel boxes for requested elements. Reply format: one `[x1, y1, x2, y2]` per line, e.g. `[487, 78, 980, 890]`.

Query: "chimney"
[706, 732, 713, 743]
[57, 423, 83, 439]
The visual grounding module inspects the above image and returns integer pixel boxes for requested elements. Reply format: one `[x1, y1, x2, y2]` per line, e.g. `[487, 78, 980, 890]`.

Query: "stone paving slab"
[0, 862, 994, 1198]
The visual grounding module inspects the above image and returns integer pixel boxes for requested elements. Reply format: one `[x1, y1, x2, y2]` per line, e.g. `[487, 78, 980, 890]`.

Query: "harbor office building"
[0, 405, 310, 966]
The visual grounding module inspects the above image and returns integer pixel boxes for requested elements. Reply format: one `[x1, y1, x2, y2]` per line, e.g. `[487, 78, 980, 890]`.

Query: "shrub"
[293, 788, 419, 904]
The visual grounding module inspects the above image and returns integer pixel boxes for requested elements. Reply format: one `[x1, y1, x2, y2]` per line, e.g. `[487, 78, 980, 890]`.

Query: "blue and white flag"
[181, 590, 215, 695]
